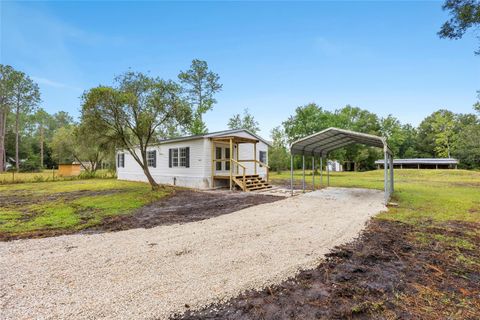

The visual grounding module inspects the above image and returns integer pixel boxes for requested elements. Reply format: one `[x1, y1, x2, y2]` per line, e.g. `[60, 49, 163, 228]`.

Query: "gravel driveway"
[1, 187, 386, 320]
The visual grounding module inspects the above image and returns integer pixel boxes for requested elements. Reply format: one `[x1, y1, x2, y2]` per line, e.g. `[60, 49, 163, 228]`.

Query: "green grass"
[414, 232, 475, 250]
[0, 169, 115, 185]
[0, 179, 171, 237]
[271, 169, 480, 272]
[271, 169, 480, 223]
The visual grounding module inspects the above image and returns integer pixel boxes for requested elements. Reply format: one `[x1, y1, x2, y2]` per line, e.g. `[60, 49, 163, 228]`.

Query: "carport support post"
[320, 157, 323, 186]
[326, 156, 330, 186]
[389, 154, 394, 193]
[290, 154, 294, 195]
[302, 155, 306, 193]
[312, 156, 315, 190]
[229, 138, 233, 191]
[384, 149, 389, 204]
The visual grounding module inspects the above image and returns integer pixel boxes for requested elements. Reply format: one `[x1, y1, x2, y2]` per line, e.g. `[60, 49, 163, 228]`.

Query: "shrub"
[19, 156, 42, 173]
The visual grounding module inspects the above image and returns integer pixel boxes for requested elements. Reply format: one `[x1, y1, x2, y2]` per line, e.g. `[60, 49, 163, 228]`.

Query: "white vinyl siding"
[116, 130, 269, 189]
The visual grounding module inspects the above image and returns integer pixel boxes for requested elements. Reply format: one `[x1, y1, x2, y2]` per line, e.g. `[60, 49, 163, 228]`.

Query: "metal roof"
[153, 129, 272, 146]
[290, 127, 391, 156]
[374, 158, 458, 165]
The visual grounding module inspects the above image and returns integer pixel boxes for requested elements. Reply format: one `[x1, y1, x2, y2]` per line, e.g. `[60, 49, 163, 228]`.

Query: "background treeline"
[1, 63, 479, 174]
[268, 103, 480, 172]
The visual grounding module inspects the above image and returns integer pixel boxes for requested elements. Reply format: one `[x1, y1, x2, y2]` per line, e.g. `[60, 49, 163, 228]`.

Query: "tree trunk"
[0, 110, 5, 172]
[15, 103, 20, 172]
[40, 125, 44, 168]
[143, 166, 159, 190]
[140, 148, 159, 190]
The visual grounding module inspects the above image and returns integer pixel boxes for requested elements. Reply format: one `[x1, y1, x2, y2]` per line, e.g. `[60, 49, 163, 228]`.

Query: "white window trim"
[171, 147, 188, 168]
[147, 150, 156, 167]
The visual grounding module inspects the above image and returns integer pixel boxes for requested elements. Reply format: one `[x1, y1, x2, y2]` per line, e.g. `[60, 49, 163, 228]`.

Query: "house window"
[259, 151, 267, 164]
[147, 150, 156, 168]
[169, 147, 190, 168]
[172, 149, 179, 167]
[117, 153, 125, 168]
[179, 147, 187, 167]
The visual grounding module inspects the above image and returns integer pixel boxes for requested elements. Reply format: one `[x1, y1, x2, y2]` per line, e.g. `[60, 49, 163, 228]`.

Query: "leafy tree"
[51, 124, 109, 172]
[178, 59, 222, 135]
[379, 115, 405, 156]
[283, 104, 382, 170]
[268, 126, 290, 173]
[453, 124, 480, 168]
[283, 103, 335, 143]
[398, 124, 418, 158]
[34, 108, 51, 168]
[439, 1, 480, 107]
[81, 71, 191, 189]
[333, 105, 381, 134]
[227, 108, 260, 134]
[420, 110, 456, 158]
[333, 105, 381, 171]
[0, 65, 17, 172]
[474, 91, 480, 113]
[439, 0, 480, 54]
[42, 110, 75, 167]
[11, 70, 40, 171]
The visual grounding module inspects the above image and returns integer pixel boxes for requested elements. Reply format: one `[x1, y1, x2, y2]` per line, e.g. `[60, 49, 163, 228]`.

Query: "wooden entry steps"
[232, 174, 272, 192]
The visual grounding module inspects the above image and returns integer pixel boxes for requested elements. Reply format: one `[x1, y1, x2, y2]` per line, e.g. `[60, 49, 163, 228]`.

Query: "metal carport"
[289, 127, 394, 204]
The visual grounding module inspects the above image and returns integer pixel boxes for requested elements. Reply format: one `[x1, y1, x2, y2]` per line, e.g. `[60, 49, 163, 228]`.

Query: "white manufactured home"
[116, 129, 272, 191]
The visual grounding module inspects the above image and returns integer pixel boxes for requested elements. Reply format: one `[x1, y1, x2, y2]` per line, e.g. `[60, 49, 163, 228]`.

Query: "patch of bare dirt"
[174, 219, 480, 320]
[85, 190, 283, 232]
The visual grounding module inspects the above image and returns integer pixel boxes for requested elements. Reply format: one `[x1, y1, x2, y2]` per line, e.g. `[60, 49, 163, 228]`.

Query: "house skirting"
[118, 172, 211, 189]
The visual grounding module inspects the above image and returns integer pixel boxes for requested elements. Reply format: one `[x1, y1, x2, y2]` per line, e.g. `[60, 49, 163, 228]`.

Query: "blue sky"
[2, 1, 479, 138]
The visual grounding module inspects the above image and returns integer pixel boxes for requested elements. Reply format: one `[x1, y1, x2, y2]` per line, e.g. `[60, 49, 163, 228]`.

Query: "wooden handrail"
[231, 159, 247, 191]
[236, 159, 270, 168]
[231, 158, 247, 170]
[237, 159, 269, 182]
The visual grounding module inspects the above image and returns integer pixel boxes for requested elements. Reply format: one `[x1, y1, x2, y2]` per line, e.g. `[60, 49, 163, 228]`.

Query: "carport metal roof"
[290, 127, 392, 156]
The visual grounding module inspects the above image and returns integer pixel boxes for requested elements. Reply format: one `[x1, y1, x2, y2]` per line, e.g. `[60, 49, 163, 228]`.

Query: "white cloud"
[31, 76, 82, 91]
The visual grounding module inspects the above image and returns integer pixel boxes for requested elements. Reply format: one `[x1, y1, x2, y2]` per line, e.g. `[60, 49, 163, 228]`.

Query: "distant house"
[374, 158, 459, 169]
[327, 160, 343, 172]
[116, 129, 271, 191]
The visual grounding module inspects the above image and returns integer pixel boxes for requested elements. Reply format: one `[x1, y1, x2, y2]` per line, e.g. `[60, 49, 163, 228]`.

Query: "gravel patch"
[0, 187, 386, 320]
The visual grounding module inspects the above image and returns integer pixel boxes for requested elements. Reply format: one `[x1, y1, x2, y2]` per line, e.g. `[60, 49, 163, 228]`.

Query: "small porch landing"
[211, 135, 271, 192]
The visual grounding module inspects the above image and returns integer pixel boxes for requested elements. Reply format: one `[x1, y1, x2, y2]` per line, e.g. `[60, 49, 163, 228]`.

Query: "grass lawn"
[0, 169, 115, 184]
[268, 169, 480, 318]
[271, 168, 480, 257]
[0, 179, 172, 240]
[271, 169, 480, 223]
